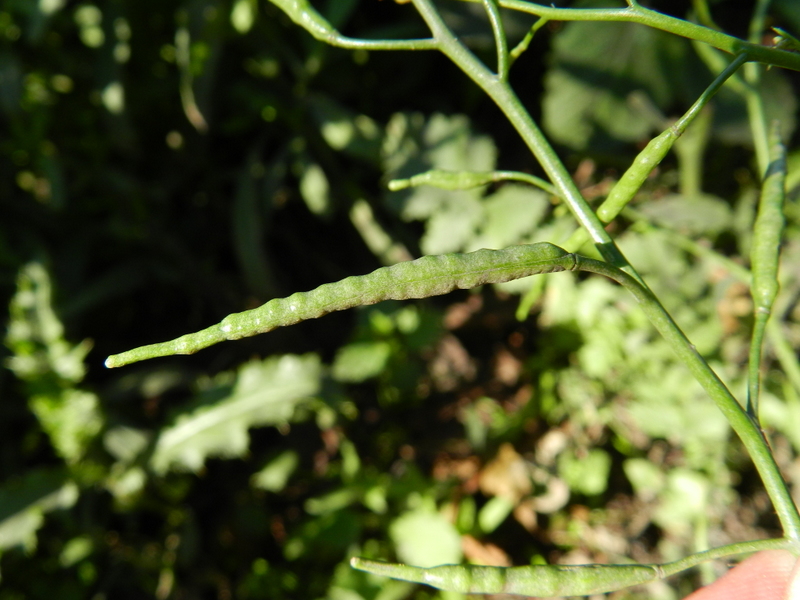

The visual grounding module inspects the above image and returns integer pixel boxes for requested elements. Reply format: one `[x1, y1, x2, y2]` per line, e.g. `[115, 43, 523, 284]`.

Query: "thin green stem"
[509, 17, 548, 64]
[565, 52, 747, 252]
[673, 53, 749, 133]
[410, 0, 640, 279]
[573, 255, 800, 540]
[269, 0, 438, 50]
[748, 312, 770, 416]
[387, 169, 556, 195]
[456, 0, 800, 71]
[493, 171, 556, 194]
[659, 538, 797, 576]
[691, 31, 768, 174]
[481, 0, 509, 80]
[276, 0, 800, 71]
[624, 206, 800, 402]
[267, 0, 800, 541]
[692, 41, 749, 96]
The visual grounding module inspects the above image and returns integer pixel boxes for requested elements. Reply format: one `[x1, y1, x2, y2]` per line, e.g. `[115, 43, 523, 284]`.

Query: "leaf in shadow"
[150, 354, 321, 474]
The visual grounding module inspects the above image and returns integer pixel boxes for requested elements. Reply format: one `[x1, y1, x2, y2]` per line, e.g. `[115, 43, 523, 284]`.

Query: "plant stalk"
[575, 255, 800, 540]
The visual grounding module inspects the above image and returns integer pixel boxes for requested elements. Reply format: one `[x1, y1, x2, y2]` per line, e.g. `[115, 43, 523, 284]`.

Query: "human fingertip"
[785, 553, 800, 600]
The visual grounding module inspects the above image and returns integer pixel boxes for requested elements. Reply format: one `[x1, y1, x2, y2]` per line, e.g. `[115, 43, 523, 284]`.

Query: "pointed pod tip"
[350, 557, 370, 570]
[387, 179, 408, 191]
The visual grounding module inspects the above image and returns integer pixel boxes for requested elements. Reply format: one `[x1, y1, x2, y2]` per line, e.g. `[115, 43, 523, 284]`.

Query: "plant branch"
[565, 51, 748, 253]
[263, 0, 800, 541]
[457, 0, 800, 71]
[388, 169, 557, 195]
[660, 539, 798, 575]
[574, 254, 800, 539]
[269, 0, 438, 50]
[624, 207, 800, 402]
[481, 0, 509, 80]
[410, 0, 640, 279]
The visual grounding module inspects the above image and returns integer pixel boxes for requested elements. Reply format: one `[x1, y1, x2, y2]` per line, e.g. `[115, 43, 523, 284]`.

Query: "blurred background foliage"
[1, 0, 800, 598]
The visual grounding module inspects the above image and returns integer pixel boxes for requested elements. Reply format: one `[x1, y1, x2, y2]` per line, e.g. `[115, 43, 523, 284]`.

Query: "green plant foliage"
[2, 0, 800, 598]
[6, 262, 92, 385]
[0, 468, 78, 553]
[558, 448, 612, 497]
[637, 194, 732, 237]
[383, 112, 559, 262]
[5, 262, 103, 467]
[150, 355, 321, 473]
[332, 341, 393, 383]
[385, 112, 498, 254]
[543, 17, 699, 151]
[251, 451, 300, 493]
[390, 504, 463, 567]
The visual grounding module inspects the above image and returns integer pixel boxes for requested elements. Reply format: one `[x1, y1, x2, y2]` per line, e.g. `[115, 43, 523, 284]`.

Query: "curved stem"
[481, 0, 509, 80]
[624, 206, 800, 401]
[492, 170, 556, 194]
[565, 51, 749, 255]
[263, 0, 800, 540]
[388, 169, 557, 195]
[660, 538, 798, 576]
[509, 16, 548, 64]
[456, 0, 800, 71]
[410, 0, 641, 281]
[272, 0, 800, 70]
[573, 255, 800, 540]
[269, 0, 438, 50]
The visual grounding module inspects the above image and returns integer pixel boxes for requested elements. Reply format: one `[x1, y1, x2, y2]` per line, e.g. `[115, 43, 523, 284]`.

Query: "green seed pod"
[106, 243, 575, 367]
[598, 127, 678, 224]
[350, 558, 663, 596]
[747, 121, 787, 416]
[388, 170, 496, 191]
[750, 122, 786, 314]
